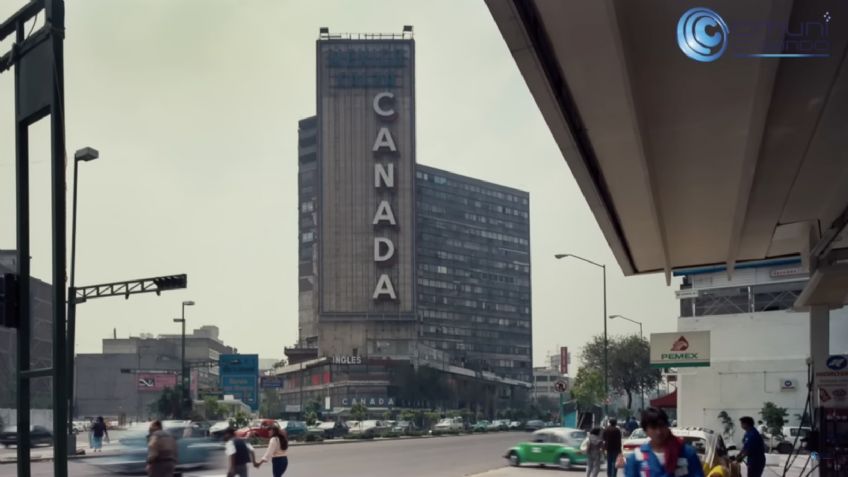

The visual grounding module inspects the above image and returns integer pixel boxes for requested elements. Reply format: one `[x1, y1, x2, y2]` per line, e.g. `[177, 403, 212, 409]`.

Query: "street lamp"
[555, 253, 608, 416]
[67, 146, 99, 452]
[609, 314, 646, 410]
[174, 300, 195, 417]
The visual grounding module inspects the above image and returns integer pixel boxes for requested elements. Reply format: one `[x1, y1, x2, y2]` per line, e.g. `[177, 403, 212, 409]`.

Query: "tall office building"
[279, 29, 531, 414]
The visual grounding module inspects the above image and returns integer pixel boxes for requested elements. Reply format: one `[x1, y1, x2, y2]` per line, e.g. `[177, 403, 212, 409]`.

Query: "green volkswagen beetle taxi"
[504, 427, 588, 470]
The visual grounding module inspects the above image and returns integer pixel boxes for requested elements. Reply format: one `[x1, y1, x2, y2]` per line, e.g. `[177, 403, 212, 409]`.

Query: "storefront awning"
[650, 390, 677, 409]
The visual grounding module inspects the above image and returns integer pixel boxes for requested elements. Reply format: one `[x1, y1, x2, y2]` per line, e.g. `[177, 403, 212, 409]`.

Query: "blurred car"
[505, 427, 588, 470]
[472, 420, 492, 431]
[433, 417, 463, 432]
[235, 419, 278, 439]
[492, 419, 510, 430]
[89, 423, 219, 474]
[524, 420, 545, 432]
[348, 420, 388, 437]
[312, 421, 348, 439]
[209, 420, 231, 440]
[392, 420, 415, 434]
[508, 421, 522, 430]
[0, 426, 53, 448]
[277, 420, 309, 441]
[622, 428, 649, 456]
[672, 427, 741, 477]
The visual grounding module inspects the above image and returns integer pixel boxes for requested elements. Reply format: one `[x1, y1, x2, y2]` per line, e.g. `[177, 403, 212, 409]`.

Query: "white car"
[774, 426, 811, 454]
[348, 420, 388, 437]
[433, 417, 463, 432]
[622, 428, 649, 456]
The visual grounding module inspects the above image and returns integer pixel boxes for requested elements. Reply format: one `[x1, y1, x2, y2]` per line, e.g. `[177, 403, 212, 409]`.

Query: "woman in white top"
[256, 425, 288, 476]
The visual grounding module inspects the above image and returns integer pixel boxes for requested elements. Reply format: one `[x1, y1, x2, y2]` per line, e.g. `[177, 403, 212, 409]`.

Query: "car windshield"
[630, 429, 647, 439]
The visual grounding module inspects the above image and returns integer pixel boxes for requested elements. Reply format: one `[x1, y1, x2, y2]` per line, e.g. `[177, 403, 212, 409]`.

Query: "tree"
[202, 396, 226, 420]
[760, 402, 788, 438]
[571, 368, 605, 411]
[259, 390, 283, 418]
[229, 410, 250, 429]
[717, 411, 735, 440]
[350, 403, 368, 421]
[581, 334, 660, 410]
[149, 386, 188, 419]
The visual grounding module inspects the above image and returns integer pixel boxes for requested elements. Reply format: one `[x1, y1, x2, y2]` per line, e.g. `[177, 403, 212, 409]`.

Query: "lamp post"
[609, 314, 645, 410]
[555, 253, 608, 417]
[173, 300, 195, 418]
[67, 146, 99, 453]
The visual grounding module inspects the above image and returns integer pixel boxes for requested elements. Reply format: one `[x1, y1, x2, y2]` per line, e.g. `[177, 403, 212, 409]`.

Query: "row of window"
[419, 309, 531, 328]
[419, 188, 529, 219]
[416, 170, 529, 206]
[423, 339, 530, 358]
[431, 250, 530, 273]
[418, 293, 530, 311]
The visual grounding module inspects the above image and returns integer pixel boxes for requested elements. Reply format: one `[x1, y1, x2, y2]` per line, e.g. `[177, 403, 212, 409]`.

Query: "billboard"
[650, 331, 710, 368]
[560, 347, 569, 375]
[137, 372, 177, 392]
[317, 38, 416, 317]
[219, 354, 259, 410]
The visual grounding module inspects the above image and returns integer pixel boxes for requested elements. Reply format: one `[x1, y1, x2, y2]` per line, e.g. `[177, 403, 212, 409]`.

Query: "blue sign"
[220, 354, 259, 411]
[676, 7, 728, 63]
[260, 376, 283, 389]
[826, 355, 847, 371]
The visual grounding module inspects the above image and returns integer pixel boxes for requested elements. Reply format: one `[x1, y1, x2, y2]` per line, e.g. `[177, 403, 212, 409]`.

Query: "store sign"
[817, 355, 848, 408]
[650, 331, 710, 368]
[341, 396, 396, 407]
[372, 90, 399, 302]
[260, 376, 283, 389]
[332, 355, 363, 365]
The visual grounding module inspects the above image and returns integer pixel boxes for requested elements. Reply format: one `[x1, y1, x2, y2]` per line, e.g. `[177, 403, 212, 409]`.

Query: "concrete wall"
[677, 308, 848, 446]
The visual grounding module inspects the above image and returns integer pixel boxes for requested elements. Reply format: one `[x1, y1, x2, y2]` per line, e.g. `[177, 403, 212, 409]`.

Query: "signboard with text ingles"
[219, 354, 259, 411]
[137, 372, 177, 392]
[650, 331, 710, 368]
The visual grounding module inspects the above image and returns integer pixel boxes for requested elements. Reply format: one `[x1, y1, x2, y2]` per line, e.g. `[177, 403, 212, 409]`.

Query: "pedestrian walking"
[581, 427, 604, 477]
[146, 420, 178, 477]
[736, 416, 766, 477]
[90, 416, 109, 452]
[603, 418, 623, 477]
[224, 427, 258, 477]
[255, 424, 289, 476]
[624, 407, 704, 477]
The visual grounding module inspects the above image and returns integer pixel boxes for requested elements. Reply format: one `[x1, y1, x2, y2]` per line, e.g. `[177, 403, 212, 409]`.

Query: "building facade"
[75, 326, 234, 420]
[280, 30, 532, 416]
[675, 258, 848, 446]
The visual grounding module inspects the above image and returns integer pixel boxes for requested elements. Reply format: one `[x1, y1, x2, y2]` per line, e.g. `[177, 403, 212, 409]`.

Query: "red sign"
[137, 373, 177, 392]
[560, 347, 569, 375]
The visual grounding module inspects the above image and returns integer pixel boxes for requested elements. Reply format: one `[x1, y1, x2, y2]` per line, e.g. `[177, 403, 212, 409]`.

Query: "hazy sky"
[0, 0, 680, 368]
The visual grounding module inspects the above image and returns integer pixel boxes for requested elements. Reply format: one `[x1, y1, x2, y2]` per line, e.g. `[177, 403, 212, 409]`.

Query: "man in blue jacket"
[736, 416, 766, 477]
[624, 408, 704, 477]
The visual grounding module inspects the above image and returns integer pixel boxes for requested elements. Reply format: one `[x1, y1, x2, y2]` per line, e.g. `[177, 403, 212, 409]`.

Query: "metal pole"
[639, 324, 644, 411]
[602, 265, 608, 418]
[66, 158, 78, 454]
[181, 303, 187, 418]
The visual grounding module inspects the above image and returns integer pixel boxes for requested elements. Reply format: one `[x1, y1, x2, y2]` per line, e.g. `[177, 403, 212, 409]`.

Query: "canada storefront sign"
[650, 331, 710, 368]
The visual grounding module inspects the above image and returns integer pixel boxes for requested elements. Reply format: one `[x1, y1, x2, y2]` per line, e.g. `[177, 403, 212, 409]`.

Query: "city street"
[0, 432, 558, 477]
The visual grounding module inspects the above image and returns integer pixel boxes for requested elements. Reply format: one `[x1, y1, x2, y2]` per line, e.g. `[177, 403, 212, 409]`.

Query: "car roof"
[535, 427, 584, 436]
[672, 427, 717, 439]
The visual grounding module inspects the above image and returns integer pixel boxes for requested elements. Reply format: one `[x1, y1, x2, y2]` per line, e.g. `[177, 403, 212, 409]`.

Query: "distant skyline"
[0, 0, 680, 368]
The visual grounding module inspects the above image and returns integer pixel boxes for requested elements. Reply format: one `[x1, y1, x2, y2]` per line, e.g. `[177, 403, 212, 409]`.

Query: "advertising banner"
[220, 354, 259, 410]
[650, 331, 710, 368]
[137, 372, 177, 392]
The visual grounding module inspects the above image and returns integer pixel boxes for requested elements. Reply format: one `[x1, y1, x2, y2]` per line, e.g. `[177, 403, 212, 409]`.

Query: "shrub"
[304, 433, 324, 443]
[379, 431, 401, 439]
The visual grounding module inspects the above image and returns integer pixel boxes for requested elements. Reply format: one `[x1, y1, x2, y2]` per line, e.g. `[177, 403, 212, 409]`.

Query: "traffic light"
[0, 273, 20, 328]
[152, 274, 187, 295]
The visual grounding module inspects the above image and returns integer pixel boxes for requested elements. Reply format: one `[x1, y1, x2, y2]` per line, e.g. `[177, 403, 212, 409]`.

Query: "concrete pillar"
[810, 305, 830, 408]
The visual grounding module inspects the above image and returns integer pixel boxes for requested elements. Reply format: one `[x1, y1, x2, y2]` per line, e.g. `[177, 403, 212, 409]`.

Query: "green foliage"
[202, 396, 226, 420]
[148, 386, 189, 419]
[229, 410, 251, 429]
[571, 366, 604, 410]
[399, 410, 417, 423]
[259, 390, 283, 418]
[423, 411, 442, 428]
[717, 411, 734, 438]
[581, 334, 660, 409]
[760, 402, 788, 438]
[305, 411, 318, 426]
[350, 403, 368, 421]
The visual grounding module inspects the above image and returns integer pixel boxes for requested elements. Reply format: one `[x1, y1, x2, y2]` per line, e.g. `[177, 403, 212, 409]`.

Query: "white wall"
[676, 307, 848, 446]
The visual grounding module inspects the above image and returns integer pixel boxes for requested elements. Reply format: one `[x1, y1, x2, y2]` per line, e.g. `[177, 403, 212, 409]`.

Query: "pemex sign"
[650, 331, 710, 368]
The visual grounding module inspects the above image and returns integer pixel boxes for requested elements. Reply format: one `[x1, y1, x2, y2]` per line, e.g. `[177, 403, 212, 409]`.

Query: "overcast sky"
[0, 0, 680, 368]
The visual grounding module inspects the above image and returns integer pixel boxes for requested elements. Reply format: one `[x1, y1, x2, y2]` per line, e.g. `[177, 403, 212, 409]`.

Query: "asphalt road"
[0, 432, 579, 477]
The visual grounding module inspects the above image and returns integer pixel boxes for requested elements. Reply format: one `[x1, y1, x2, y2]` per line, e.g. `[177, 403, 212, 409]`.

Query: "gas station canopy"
[486, 0, 848, 305]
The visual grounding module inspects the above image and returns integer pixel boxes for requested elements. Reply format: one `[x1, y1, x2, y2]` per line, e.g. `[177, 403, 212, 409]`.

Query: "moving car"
[209, 420, 231, 440]
[433, 417, 463, 432]
[0, 426, 53, 447]
[524, 420, 545, 432]
[235, 419, 278, 439]
[622, 428, 649, 456]
[312, 421, 349, 439]
[504, 427, 588, 470]
[672, 427, 742, 477]
[89, 422, 219, 474]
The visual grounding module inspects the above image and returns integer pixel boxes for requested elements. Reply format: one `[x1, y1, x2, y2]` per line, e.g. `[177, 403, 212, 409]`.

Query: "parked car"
[312, 421, 349, 439]
[235, 419, 278, 439]
[433, 417, 463, 432]
[524, 420, 545, 432]
[89, 423, 219, 474]
[472, 420, 492, 432]
[672, 427, 741, 477]
[0, 426, 53, 448]
[775, 426, 812, 454]
[505, 427, 588, 470]
[508, 421, 522, 430]
[277, 420, 309, 441]
[622, 428, 649, 456]
[492, 419, 510, 430]
[392, 420, 416, 434]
